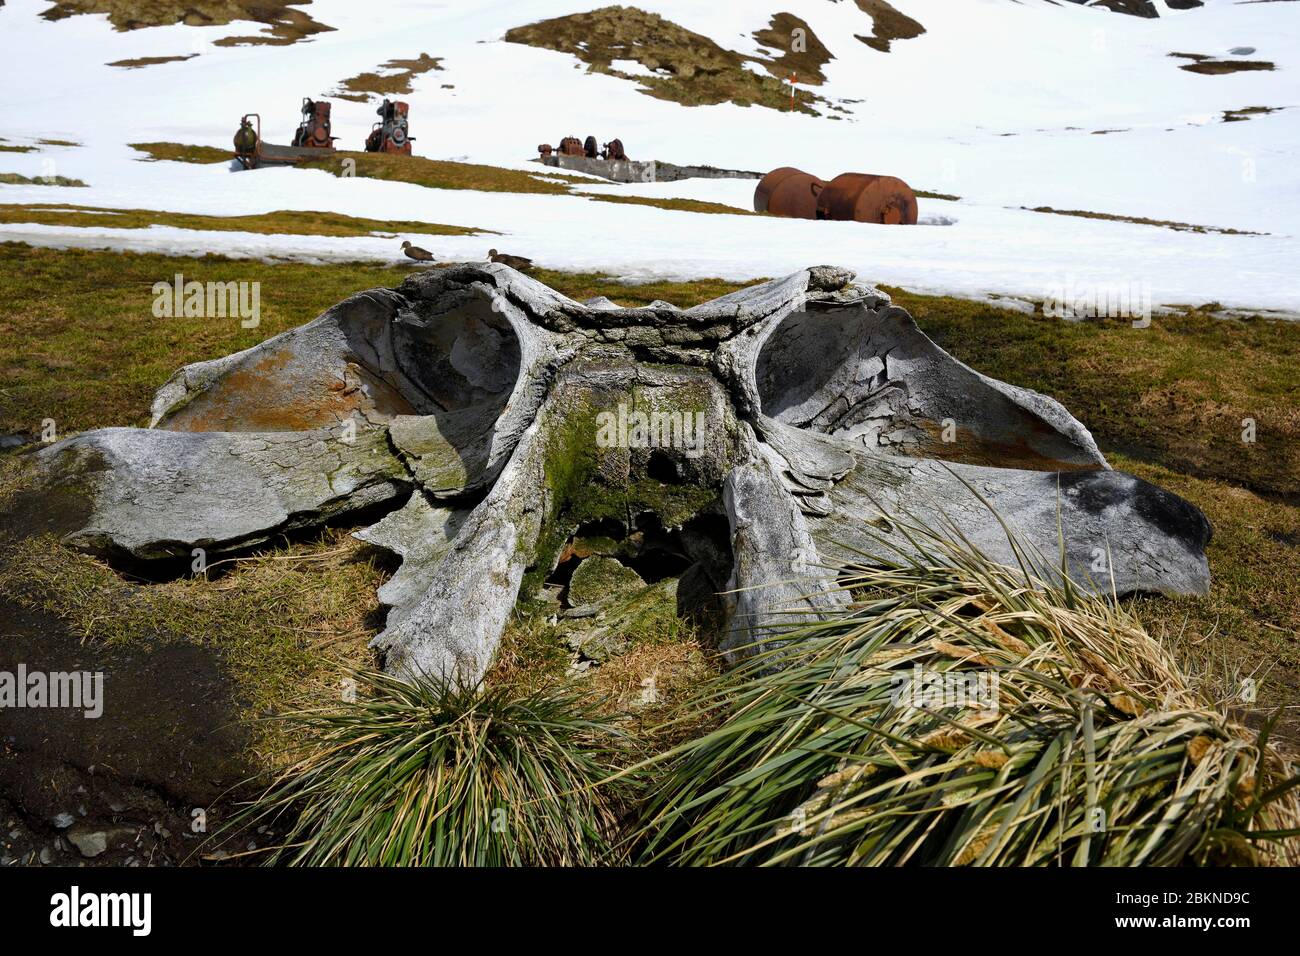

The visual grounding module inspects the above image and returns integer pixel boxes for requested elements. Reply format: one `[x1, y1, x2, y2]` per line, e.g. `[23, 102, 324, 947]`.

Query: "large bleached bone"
[30, 264, 1212, 683]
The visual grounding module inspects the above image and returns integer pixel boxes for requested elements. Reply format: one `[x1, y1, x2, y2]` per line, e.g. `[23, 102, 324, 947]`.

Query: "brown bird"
[401, 240, 435, 262]
[488, 247, 533, 271]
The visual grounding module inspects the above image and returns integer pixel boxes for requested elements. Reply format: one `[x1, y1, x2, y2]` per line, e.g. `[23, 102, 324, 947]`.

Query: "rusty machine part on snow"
[755, 167, 918, 225]
[291, 98, 337, 149]
[365, 99, 413, 155]
[538, 136, 629, 161]
[555, 136, 585, 157]
[233, 110, 336, 170]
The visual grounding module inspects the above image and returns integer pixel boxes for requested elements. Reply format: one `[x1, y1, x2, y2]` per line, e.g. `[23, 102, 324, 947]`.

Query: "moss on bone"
[518, 381, 724, 600]
[568, 555, 645, 607]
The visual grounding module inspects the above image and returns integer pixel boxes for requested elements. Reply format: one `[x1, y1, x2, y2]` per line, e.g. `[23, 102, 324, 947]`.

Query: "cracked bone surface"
[33, 264, 1212, 683]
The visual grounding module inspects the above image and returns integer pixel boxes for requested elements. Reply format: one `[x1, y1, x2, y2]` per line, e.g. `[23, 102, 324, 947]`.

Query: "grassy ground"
[504, 6, 833, 116]
[334, 53, 443, 101]
[0, 244, 411, 433]
[1, 245, 1297, 750]
[132, 141, 593, 193]
[41, 1, 333, 46]
[108, 54, 197, 69]
[582, 194, 760, 216]
[131, 142, 233, 164]
[854, 0, 928, 54]
[0, 174, 87, 187]
[1026, 205, 1263, 236]
[298, 151, 581, 194]
[0, 203, 487, 238]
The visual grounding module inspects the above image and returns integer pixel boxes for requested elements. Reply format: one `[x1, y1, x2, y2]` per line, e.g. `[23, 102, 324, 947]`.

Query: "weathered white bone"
[31, 264, 1213, 684]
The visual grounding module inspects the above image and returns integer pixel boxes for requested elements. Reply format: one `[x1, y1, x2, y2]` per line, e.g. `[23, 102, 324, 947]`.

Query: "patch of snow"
[0, 0, 1295, 314]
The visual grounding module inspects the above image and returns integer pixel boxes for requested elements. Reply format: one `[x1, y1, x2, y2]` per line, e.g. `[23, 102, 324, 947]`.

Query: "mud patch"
[0, 599, 252, 866]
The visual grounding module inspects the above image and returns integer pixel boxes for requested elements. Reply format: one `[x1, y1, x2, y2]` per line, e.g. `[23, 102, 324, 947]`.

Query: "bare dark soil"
[0, 488, 254, 867]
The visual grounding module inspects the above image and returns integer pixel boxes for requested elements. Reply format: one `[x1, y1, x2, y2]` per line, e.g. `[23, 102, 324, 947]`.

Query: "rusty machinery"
[365, 98, 413, 155]
[555, 136, 585, 157]
[291, 98, 337, 149]
[538, 136, 630, 161]
[755, 167, 918, 225]
[234, 111, 335, 169]
[233, 114, 260, 169]
[232, 101, 340, 169]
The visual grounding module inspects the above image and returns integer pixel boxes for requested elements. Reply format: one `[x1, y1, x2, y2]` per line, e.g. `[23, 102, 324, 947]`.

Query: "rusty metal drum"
[754, 166, 825, 218]
[816, 173, 918, 225]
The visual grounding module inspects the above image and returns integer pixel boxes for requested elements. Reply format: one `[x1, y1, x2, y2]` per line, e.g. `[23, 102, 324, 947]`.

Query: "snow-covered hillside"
[0, 0, 1297, 314]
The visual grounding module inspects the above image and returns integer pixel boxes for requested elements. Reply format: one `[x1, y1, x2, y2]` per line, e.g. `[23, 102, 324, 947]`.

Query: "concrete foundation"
[536, 155, 763, 184]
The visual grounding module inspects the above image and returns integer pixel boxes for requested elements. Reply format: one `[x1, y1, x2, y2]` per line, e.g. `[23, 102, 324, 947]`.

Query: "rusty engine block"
[365, 99, 413, 155]
[538, 136, 631, 162]
[291, 98, 336, 149]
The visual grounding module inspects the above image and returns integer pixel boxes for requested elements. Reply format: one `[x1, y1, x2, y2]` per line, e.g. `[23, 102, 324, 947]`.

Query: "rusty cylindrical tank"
[754, 166, 825, 219]
[816, 173, 918, 225]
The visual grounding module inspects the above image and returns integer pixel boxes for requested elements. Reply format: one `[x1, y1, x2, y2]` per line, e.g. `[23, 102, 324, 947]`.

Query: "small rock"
[67, 829, 109, 858]
[67, 825, 135, 859]
[51, 813, 74, 830]
[567, 556, 645, 608]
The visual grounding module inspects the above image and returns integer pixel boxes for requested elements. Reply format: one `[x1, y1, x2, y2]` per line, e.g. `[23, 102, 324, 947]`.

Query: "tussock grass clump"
[635, 517, 1300, 866]
[241, 672, 628, 866]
